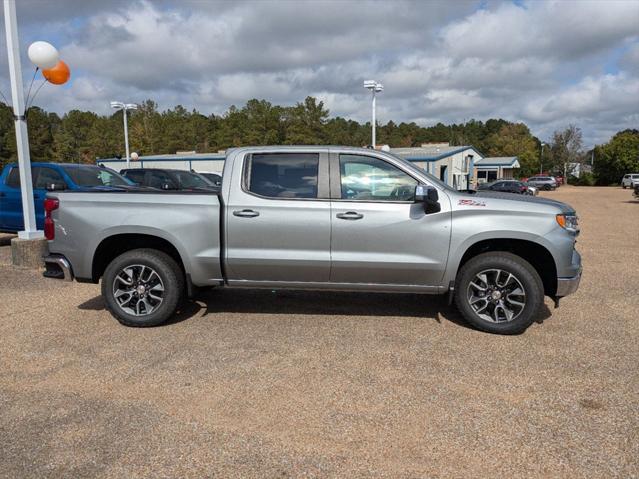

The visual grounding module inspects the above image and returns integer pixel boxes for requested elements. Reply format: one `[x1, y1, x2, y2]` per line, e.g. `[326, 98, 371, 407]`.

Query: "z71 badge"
[458, 199, 486, 207]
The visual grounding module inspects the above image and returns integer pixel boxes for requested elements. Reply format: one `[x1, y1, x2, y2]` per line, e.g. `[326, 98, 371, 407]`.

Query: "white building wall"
[98, 159, 226, 174]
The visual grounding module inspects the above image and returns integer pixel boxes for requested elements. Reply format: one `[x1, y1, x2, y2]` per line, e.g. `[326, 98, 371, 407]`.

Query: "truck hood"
[470, 191, 576, 214]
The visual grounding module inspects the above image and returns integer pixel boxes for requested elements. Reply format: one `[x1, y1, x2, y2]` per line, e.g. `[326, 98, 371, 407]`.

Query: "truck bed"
[47, 190, 223, 286]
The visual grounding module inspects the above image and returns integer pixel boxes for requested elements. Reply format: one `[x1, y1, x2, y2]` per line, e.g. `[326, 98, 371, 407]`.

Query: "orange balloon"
[42, 60, 70, 85]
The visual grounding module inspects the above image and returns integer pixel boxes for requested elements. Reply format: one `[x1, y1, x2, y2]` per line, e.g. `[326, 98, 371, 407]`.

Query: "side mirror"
[415, 184, 441, 213]
[46, 182, 67, 191]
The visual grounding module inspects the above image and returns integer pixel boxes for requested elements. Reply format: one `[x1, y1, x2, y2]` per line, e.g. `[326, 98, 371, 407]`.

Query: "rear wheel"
[102, 248, 184, 327]
[543, 184, 552, 191]
[454, 252, 544, 334]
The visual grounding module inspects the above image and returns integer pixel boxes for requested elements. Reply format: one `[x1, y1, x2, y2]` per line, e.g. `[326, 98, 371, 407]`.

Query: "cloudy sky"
[2, 0, 638, 146]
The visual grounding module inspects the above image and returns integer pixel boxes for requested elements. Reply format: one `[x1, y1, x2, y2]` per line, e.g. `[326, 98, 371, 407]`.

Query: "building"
[97, 152, 226, 174]
[473, 157, 521, 184]
[391, 143, 483, 190]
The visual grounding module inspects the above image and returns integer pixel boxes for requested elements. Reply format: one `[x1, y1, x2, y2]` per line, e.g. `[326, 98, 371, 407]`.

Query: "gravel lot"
[1, 186, 637, 478]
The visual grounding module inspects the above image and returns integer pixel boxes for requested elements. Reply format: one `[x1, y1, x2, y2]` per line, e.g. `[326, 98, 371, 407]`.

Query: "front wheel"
[102, 248, 184, 327]
[454, 252, 544, 334]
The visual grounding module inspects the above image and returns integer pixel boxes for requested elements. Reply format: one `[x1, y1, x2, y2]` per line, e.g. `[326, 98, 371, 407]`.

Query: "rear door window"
[6, 167, 21, 187]
[124, 170, 145, 184]
[34, 167, 65, 189]
[147, 171, 176, 189]
[246, 153, 319, 199]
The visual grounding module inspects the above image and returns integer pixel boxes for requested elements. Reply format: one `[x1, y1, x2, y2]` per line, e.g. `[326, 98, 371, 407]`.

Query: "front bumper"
[556, 269, 581, 297]
[43, 254, 74, 281]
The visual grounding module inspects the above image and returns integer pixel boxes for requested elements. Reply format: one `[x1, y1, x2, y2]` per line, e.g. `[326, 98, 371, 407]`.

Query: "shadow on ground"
[78, 288, 552, 331]
[0, 234, 16, 247]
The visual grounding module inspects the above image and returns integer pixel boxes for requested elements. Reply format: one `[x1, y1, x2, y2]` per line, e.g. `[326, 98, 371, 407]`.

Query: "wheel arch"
[455, 238, 557, 296]
[91, 233, 186, 283]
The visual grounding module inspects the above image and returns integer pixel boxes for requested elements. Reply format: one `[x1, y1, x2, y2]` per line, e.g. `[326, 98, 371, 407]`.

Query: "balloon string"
[0, 89, 10, 107]
[23, 66, 39, 115]
[25, 79, 48, 117]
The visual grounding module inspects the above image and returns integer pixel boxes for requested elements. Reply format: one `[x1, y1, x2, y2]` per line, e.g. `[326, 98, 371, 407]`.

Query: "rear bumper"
[43, 254, 74, 281]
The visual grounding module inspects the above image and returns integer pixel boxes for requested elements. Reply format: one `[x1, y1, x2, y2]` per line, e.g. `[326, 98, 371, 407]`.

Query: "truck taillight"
[44, 198, 59, 240]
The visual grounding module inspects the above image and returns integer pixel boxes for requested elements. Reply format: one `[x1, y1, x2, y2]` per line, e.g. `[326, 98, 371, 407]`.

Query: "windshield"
[173, 171, 212, 189]
[62, 165, 131, 187]
[384, 151, 457, 192]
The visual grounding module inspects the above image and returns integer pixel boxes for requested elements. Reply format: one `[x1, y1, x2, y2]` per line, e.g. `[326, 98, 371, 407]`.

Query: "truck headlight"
[556, 214, 579, 233]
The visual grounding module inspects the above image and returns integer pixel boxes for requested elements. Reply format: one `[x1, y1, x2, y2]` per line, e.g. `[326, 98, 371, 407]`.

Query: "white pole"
[371, 90, 376, 148]
[539, 143, 544, 174]
[3, 0, 42, 239]
[123, 107, 131, 168]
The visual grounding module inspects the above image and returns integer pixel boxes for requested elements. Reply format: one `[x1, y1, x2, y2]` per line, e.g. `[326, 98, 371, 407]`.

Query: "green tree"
[53, 110, 99, 163]
[486, 123, 539, 176]
[593, 130, 639, 185]
[284, 96, 329, 144]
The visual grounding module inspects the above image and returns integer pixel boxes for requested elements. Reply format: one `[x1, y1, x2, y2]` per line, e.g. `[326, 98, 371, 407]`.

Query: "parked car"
[477, 180, 533, 195]
[120, 168, 218, 191]
[43, 146, 582, 335]
[621, 173, 639, 189]
[199, 172, 222, 187]
[0, 163, 134, 233]
[526, 176, 557, 191]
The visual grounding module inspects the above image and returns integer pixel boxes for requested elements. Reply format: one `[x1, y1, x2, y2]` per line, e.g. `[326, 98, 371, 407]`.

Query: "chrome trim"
[556, 269, 581, 297]
[44, 254, 74, 281]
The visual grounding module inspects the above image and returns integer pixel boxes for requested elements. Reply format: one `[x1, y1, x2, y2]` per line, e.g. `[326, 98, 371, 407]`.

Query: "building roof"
[97, 152, 226, 163]
[391, 145, 480, 161]
[474, 156, 520, 168]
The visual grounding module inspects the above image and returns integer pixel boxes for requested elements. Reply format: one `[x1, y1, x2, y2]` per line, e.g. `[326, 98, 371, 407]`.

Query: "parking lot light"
[111, 101, 138, 168]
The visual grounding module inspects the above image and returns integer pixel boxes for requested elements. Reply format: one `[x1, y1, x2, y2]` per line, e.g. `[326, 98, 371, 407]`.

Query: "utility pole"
[3, 0, 41, 239]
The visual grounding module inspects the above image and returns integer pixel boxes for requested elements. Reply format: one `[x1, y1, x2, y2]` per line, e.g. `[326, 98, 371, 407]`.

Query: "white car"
[621, 174, 639, 189]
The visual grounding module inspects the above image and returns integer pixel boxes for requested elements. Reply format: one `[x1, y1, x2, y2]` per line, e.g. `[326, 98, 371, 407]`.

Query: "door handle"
[336, 211, 364, 220]
[233, 209, 260, 218]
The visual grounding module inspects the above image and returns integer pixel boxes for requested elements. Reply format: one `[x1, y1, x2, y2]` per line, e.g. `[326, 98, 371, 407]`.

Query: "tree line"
[0, 96, 636, 183]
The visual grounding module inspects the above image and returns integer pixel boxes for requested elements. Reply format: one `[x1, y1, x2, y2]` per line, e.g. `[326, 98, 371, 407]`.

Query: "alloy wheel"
[466, 268, 526, 323]
[112, 264, 165, 316]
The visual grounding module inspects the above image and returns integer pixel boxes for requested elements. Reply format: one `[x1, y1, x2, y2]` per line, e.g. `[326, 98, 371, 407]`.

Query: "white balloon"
[27, 41, 59, 69]
[131, 152, 139, 161]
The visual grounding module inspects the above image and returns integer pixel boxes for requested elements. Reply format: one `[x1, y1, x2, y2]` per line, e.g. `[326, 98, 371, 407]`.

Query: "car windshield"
[62, 165, 131, 187]
[173, 171, 212, 189]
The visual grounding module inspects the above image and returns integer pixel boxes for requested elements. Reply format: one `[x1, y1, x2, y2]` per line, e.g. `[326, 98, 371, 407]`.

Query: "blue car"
[0, 162, 134, 233]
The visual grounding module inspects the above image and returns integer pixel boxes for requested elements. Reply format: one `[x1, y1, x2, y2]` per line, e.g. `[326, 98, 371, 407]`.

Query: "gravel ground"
[1, 186, 637, 478]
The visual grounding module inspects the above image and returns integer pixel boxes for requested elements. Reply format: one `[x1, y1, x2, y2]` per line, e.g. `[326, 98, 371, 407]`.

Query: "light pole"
[110, 101, 137, 168]
[363, 80, 383, 148]
[539, 142, 546, 174]
[3, 0, 41, 239]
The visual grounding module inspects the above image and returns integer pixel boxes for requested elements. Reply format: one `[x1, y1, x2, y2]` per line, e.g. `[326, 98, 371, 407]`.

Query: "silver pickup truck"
[43, 146, 581, 334]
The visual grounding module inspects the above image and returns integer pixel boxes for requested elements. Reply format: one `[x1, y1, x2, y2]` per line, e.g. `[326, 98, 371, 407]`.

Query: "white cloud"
[0, 0, 637, 146]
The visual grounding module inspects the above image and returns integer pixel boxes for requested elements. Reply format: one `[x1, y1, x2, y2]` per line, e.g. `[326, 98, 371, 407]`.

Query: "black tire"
[102, 248, 184, 327]
[454, 252, 544, 335]
[622, 185, 627, 189]
[543, 184, 552, 191]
